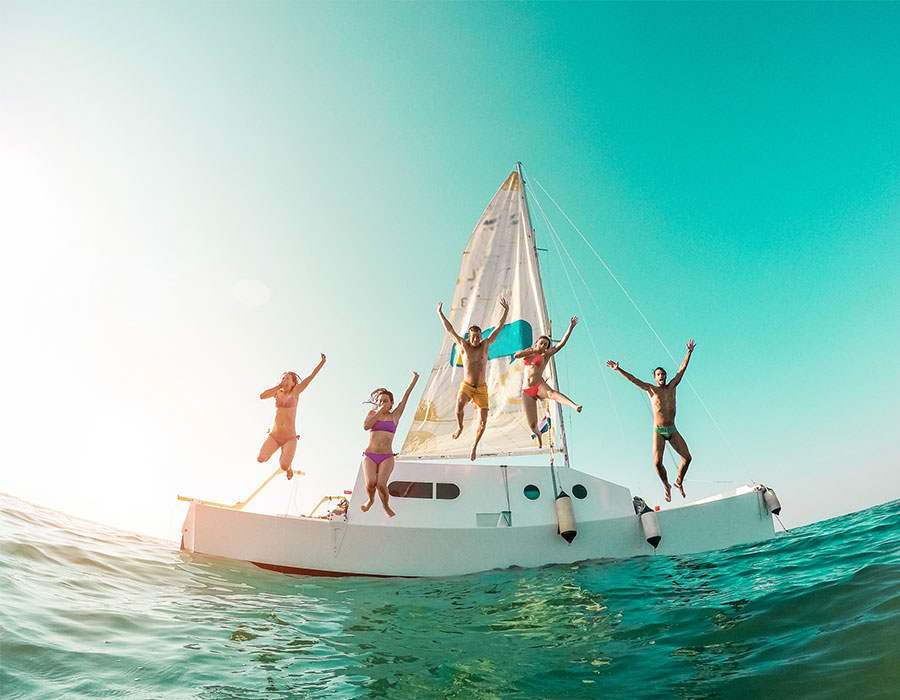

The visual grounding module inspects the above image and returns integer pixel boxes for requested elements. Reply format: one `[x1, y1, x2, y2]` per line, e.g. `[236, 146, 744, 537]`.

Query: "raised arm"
[514, 347, 541, 359]
[392, 371, 420, 420]
[606, 360, 653, 392]
[437, 302, 464, 344]
[296, 353, 327, 394]
[548, 316, 578, 355]
[485, 297, 510, 345]
[669, 339, 695, 388]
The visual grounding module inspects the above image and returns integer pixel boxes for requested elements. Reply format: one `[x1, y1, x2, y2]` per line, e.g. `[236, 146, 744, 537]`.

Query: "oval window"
[572, 484, 587, 499]
[524, 484, 540, 500]
[436, 483, 460, 500]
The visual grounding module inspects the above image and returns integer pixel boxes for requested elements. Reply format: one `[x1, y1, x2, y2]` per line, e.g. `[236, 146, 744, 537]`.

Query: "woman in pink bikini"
[361, 371, 419, 517]
[257, 354, 326, 480]
[514, 317, 582, 448]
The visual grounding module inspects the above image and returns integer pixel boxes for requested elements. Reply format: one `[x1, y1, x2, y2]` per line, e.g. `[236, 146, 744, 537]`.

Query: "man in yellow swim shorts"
[437, 297, 509, 460]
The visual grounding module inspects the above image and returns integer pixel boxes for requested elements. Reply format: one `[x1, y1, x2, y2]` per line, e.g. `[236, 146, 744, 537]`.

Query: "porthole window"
[436, 483, 460, 500]
[572, 484, 587, 499]
[524, 484, 540, 500]
[388, 481, 433, 499]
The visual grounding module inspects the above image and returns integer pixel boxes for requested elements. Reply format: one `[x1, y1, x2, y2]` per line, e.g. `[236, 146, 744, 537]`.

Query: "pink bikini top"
[370, 420, 397, 433]
[275, 394, 297, 409]
[523, 354, 544, 366]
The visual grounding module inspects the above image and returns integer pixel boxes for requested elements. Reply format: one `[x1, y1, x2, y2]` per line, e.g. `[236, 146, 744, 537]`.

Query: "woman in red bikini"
[361, 371, 419, 517]
[257, 354, 326, 480]
[514, 317, 582, 448]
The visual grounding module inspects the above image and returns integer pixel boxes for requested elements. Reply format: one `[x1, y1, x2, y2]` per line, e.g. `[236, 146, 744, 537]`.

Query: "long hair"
[283, 371, 301, 385]
[365, 387, 394, 407]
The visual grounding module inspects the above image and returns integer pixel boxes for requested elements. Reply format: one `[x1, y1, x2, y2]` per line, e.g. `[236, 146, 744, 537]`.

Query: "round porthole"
[572, 484, 587, 499]
[524, 484, 540, 500]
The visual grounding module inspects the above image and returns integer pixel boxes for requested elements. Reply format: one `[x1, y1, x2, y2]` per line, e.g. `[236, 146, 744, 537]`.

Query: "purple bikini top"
[275, 394, 297, 409]
[370, 420, 397, 433]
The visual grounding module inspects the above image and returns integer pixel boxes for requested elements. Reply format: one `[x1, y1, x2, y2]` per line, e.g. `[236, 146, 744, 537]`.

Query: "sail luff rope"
[532, 177, 746, 473]
[525, 182, 627, 443]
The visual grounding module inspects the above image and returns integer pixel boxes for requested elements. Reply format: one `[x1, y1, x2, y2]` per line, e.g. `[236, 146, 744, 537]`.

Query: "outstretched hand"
[320, 353, 327, 363]
[499, 297, 509, 311]
[570, 316, 579, 327]
[437, 301, 443, 314]
[686, 339, 695, 352]
[606, 360, 619, 370]
[411, 370, 420, 381]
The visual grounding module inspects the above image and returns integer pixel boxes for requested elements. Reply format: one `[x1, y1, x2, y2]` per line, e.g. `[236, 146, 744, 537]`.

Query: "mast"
[517, 162, 570, 468]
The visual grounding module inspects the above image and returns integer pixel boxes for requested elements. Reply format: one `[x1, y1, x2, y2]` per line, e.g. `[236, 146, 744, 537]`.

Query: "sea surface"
[1, 494, 898, 700]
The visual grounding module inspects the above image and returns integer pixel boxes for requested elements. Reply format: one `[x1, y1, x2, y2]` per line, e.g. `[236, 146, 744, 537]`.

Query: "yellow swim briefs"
[459, 381, 489, 410]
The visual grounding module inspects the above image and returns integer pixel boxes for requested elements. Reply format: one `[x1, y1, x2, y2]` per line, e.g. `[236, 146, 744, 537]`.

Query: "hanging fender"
[633, 497, 661, 549]
[759, 485, 782, 515]
[555, 491, 577, 543]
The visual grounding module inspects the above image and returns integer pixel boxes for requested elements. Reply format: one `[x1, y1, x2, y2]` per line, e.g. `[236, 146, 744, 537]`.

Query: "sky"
[1, 1, 898, 541]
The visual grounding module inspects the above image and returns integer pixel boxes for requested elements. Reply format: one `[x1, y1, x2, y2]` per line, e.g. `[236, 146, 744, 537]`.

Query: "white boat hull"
[180, 461, 776, 577]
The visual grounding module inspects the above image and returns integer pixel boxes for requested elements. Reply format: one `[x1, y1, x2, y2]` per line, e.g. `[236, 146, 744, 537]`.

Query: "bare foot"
[576, 405, 583, 413]
[385, 507, 396, 518]
[534, 433, 543, 448]
[664, 482, 672, 502]
[470, 446, 478, 461]
[281, 466, 293, 481]
[451, 427, 462, 439]
[673, 481, 685, 498]
[361, 500, 373, 512]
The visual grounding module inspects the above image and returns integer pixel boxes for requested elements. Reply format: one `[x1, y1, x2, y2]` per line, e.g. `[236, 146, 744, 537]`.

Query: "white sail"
[400, 168, 566, 460]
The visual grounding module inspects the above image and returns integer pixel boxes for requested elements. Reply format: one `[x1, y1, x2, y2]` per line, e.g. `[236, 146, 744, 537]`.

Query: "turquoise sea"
[1, 493, 898, 700]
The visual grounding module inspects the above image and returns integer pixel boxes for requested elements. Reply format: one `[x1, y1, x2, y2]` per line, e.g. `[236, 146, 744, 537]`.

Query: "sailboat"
[179, 164, 781, 577]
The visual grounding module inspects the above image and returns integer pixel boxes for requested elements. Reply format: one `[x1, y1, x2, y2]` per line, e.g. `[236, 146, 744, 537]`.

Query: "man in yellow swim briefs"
[436, 297, 509, 461]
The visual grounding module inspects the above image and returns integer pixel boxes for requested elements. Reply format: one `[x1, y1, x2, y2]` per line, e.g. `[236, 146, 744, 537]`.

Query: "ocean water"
[1, 494, 898, 700]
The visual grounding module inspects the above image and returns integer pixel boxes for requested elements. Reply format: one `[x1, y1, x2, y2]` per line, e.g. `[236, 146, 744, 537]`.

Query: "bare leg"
[522, 393, 542, 448]
[279, 437, 298, 480]
[452, 392, 470, 439]
[471, 408, 488, 461]
[257, 435, 280, 463]
[668, 431, 692, 498]
[360, 457, 377, 512]
[375, 457, 396, 518]
[652, 433, 672, 502]
[545, 388, 582, 413]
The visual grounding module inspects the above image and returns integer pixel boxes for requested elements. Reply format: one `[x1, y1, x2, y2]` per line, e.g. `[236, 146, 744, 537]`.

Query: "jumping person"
[257, 354, 326, 480]
[436, 297, 509, 461]
[360, 371, 419, 517]
[607, 339, 695, 502]
[513, 316, 583, 447]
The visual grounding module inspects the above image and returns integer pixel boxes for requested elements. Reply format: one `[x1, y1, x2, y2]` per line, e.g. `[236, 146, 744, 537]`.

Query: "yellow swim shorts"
[459, 381, 489, 410]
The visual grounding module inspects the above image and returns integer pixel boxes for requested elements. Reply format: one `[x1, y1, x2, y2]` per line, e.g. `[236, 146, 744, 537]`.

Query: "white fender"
[555, 492, 577, 543]
[633, 496, 662, 548]
[640, 510, 661, 549]
[762, 487, 782, 515]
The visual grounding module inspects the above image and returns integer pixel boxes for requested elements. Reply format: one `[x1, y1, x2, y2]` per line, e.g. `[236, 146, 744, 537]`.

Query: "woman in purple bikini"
[361, 371, 419, 517]
[514, 317, 582, 447]
[257, 354, 326, 480]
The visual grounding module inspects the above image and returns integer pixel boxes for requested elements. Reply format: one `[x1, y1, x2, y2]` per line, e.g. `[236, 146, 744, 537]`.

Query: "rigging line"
[525, 183, 630, 365]
[529, 181, 687, 476]
[527, 183, 626, 441]
[532, 177, 746, 474]
[533, 177, 674, 360]
[528, 180, 683, 475]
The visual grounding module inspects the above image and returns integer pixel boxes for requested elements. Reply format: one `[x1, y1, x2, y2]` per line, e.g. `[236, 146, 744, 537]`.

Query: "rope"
[526, 182, 626, 441]
[530, 175, 745, 474]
